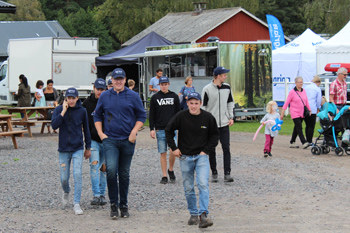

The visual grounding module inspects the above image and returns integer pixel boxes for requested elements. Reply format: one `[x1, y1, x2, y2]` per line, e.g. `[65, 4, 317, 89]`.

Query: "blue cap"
[159, 76, 170, 84]
[187, 92, 202, 101]
[65, 87, 79, 98]
[94, 78, 106, 89]
[108, 79, 112, 85]
[111, 68, 126, 79]
[213, 66, 230, 76]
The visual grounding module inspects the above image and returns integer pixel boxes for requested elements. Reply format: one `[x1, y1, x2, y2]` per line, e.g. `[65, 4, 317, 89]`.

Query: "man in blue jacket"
[51, 87, 91, 215]
[94, 68, 146, 220]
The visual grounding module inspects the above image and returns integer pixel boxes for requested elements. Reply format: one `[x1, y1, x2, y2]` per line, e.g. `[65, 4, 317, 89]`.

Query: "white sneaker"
[73, 204, 83, 215]
[62, 192, 69, 206]
[302, 142, 310, 149]
[289, 143, 299, 148]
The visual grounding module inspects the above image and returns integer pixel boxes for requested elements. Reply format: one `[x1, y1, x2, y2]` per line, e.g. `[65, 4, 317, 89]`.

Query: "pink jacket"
[283, 87, 311, 119]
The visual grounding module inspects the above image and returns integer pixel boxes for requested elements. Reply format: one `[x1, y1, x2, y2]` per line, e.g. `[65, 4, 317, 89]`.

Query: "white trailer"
[0, 37, 99, 105]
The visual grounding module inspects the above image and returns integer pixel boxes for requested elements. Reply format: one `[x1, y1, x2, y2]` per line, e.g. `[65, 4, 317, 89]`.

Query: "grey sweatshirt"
[201, 81, 235, 128]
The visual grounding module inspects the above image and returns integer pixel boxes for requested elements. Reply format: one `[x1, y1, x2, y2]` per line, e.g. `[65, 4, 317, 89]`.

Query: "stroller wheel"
[320, 145, 326, 154]
[345, 147, 350, 155]
[335, 147, 344, 156]
[325, 146, 330, 154]
[311, 146, 321, 155]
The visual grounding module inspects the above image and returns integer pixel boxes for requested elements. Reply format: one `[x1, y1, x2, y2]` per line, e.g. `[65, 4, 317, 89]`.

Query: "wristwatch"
[86, 148, 91, 151]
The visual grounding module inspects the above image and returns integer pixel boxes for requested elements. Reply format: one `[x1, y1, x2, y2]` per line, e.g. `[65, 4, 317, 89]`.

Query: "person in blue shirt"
[94, 68, 146, 220]
[149, 68, 162, 95]
[51, 87, 91, 215]
[304, 75, 322, 145]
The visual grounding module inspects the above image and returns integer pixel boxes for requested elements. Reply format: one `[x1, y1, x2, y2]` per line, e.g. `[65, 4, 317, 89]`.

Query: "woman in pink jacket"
[280, 76, 311, 149]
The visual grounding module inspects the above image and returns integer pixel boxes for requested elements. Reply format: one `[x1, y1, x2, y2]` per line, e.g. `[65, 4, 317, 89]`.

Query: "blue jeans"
[90, 140, 107, 197]
[179, 154, 210, 216]
[156, 130, 177, 153]
[102, 138, 135, 207]
[59, 150, 83, 205]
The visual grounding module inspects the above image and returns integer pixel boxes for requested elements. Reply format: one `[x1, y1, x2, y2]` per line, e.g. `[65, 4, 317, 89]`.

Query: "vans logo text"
[157, 98, 174, 105]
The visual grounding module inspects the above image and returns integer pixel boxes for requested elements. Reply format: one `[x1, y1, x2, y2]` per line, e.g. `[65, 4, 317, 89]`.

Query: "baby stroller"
[311, 104, 350, 156]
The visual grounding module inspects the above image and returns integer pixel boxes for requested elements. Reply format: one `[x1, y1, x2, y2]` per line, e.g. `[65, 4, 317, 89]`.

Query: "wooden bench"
[235, 108, 267, 121]
[10, 120, 51, 136]
[0, 130, 26, 149]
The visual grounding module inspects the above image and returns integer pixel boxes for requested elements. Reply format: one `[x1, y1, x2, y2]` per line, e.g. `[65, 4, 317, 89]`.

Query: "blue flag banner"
[266, 14, 285, 50]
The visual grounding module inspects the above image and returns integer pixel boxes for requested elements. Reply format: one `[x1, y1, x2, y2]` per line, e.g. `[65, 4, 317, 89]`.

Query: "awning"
[111, 46, 218, 59]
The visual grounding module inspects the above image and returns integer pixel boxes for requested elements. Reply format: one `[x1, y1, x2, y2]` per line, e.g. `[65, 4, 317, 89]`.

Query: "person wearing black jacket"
[82, 78, 107, 206]
[149, 76, 181, 184]
[165, 92, 219, 228]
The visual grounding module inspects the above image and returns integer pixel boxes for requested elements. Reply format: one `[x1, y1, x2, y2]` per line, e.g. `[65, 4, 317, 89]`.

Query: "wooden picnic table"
[5, 106, 55, 137]
[0, 114, 26, 149]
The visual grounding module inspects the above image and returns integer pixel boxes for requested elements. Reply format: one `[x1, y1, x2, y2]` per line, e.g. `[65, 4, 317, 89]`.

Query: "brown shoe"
[188, 215, 199, 225]
[199, 212, 213, 228]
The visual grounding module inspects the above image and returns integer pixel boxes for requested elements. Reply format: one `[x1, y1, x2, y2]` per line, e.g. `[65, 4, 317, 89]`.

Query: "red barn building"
[123, 5, 289, 46]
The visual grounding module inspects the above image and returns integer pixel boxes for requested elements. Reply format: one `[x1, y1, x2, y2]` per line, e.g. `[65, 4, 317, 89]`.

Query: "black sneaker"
[224, 174, 234, 182]
[110, 203, 119, 220]
[91, 196, 100, 205]
[268, 152, 273, 157]
[120, 205, 129, 218]
[160, 177, 168, 184]
[100, 196, 107, 206]
[168, 169, 176, 183]
[264, 152, 268, 157]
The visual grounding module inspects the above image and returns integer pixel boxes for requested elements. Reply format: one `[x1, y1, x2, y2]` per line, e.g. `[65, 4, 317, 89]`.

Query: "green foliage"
[256, 0, 307, 35]
[13, 158, 19, 161]
[58, 8, 115, 55]
[0, 0, 46, 21]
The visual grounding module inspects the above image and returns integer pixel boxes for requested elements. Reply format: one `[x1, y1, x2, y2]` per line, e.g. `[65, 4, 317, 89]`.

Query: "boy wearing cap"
[82, 78, 107, 206]
[149, 76, 181, 184]
[107, 79, 113, 90]
[165, 92, 219, 228]
[94, 68, 146, 219]
[201, 66, 235, 183]
[51, 87, 92, 215]
[149, 68, 162, 95]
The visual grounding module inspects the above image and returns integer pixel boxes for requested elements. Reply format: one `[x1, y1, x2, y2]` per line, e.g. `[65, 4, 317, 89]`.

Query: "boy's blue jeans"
[59, 150, 83, 205]
[179, 154, 210, 216]
[102, 138, 135, 207]
[90, 140, 106, 197]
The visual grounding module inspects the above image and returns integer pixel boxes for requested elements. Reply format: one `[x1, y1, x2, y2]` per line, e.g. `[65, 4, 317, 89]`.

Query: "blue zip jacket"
[51, 99, 91, 152]
[93, 87, 146, 140]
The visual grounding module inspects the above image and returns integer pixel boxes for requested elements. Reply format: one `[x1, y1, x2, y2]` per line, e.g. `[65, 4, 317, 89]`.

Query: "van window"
[0, 64, 7, 81]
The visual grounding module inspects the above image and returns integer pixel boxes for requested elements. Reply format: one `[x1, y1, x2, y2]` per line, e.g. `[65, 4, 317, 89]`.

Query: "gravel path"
[1, 125, 350, 232]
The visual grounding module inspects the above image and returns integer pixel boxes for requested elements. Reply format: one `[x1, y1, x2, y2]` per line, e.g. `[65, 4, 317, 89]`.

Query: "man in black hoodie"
[149, 76, 181, 184]
[83, 78, 107, 206]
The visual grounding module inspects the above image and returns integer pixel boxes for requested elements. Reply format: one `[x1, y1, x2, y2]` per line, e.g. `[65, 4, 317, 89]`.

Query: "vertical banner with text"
[266, 14, 285, 50]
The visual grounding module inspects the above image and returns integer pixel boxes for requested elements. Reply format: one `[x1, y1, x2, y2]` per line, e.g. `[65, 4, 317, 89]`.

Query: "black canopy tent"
[96, 31, 174, 81]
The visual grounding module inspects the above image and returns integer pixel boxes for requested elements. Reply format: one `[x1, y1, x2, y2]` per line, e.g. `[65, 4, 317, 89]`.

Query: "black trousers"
[209, 125, 231, 175]
[305, 114, 317, 143]
[291, 117, 307, 144]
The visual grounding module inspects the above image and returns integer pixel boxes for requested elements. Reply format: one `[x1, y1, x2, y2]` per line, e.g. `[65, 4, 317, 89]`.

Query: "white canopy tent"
[272, 28, 326, 102]
[316, 20, 350, 74]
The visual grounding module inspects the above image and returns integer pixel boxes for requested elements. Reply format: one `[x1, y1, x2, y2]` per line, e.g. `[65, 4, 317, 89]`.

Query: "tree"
[58, 8, 115, 55]
[0, 0, 46, 21]
[304, 0, 350, 35]
[256, 0, 307, 36]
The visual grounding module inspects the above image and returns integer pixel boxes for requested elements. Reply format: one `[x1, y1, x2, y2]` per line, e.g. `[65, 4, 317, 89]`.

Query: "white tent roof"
[272, 28, 326, 102]
[316, 20, 350, 53]
[274, 28, 325, 54]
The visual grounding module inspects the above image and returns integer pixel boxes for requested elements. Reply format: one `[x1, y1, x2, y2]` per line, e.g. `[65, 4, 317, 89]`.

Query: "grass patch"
[230, 115, 322, 136]
[1, 108, 21, 118]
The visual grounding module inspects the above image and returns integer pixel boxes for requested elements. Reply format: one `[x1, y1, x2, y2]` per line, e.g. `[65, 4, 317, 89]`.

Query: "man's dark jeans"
[103, 138, 135, 207]
[209, 125, 231, 175]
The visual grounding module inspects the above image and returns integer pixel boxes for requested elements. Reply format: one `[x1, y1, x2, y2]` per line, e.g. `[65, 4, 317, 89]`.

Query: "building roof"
[123, 7, 273, 46]
[0, 1, 16, 14]
[0, 21, 70, 57]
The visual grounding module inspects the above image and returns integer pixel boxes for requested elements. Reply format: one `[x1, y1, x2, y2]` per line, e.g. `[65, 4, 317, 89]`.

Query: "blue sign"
[266, 14, 285, 50]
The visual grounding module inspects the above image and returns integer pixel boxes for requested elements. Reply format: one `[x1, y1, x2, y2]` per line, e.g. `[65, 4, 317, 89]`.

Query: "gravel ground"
[1, 125, 350, 232]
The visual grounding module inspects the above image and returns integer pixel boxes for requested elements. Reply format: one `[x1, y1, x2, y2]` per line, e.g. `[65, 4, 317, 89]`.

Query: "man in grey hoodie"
[201, 67, 234, 183]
